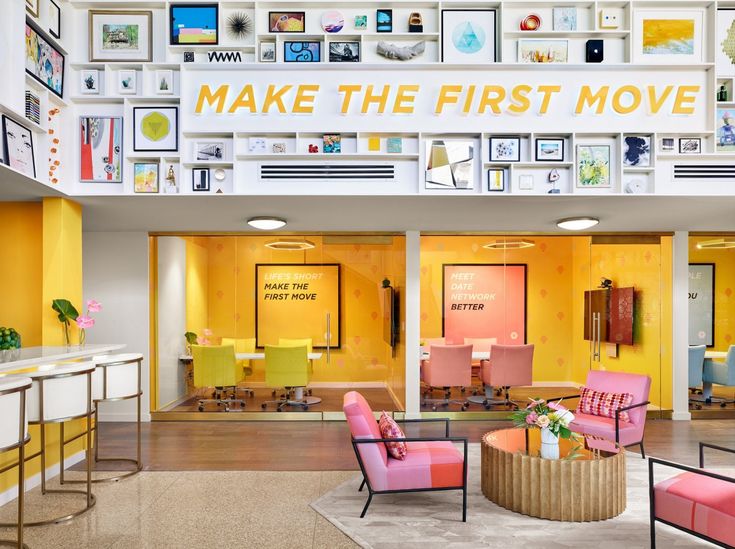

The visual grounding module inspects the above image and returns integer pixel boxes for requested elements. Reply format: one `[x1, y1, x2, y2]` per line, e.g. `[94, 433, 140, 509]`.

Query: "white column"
[404, 231, 421, 418]
[672, 231, 691, 421]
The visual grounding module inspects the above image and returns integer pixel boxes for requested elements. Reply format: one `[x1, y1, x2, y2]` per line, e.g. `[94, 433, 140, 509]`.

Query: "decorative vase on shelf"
[540, 427, 560, 459]
[79, 328, 86, 348]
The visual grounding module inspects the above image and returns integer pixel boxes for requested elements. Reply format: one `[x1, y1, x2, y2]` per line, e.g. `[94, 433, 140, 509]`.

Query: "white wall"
[157, 237, 187, 408]
[83, 231, 151, 421]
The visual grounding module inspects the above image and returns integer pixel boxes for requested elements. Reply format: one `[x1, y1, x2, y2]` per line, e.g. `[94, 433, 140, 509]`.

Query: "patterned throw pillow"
[378, 411, 407, 460]
[577, 387, 635, 423]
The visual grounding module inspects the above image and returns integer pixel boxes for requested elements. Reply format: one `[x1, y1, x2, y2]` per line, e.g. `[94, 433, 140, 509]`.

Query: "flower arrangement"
[76, 299, 101, 346]
[510, 398, 576, 440]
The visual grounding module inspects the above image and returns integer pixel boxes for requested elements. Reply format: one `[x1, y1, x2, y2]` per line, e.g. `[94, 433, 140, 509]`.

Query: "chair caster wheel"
[272, 390, 276, 397]
[304, 406, 309, 411]
[277, 408, 282, 412]
[461, 387, 466, 393]
[241, 402, 245, 407]
[224, 405, 230, 412]
[198, 405, 204, 412]
[261, 403, 267, 409]
[431, 406, 437, 412]
[484, 404, 491, 410]
[422, 401, 426, 406]
[721, 402, 727, 408]
[695, 404, 702, 410]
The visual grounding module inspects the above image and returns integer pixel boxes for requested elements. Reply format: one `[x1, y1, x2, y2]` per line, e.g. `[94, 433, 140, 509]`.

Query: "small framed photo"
[170, 3, 219, 45]
[518, 174, 534, 190]
[535, 138, 564, 161]
[661, 137, 675, 152]
[88, 10, 153, 62]
[155, 70, 174, 95]
[329, 41, 360, 62]
[386, 137, 402, 153]
[269, 12, 305, 32]
[623, 135, 651, 166]
[48, 0, 61, 39]
[354, 15, 367, 29]
[249, 137, 266, 153]
[118, 70, 137, 94]
[195, 141, 225, 161]
[2, 115, 36, 178]
[260, 41, 276, 62]
[376, 9, 392, 32]
[192, 167, 210, 191]
[518, 39, 568, 63]
[679, 137, 702, 154]
[80, 69, 100, 94]
[272, 142, 287, 153]
[26, 0, 39, 18]
[134, 162, 159, 193]
[489, 137, 521, 162]
[323, 134, 341, 153]
[284, 41, 321, 62]
[488, 168, 505, 191]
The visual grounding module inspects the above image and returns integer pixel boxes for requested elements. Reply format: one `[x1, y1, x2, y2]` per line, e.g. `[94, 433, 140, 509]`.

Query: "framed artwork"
[329, 42, 360, 62]
[354, 15, 367, 30]
[716, 9, 735, 76]
[425, 139, 475, 190]
[2, 115, 35, 178]
[88, 10, 152, 62]
[196, 141, 225, 161]
[489, 137, 521, 162]
[80, 70, 100, 94]
[535, 138, 564, 161]
[679, 137, 702, 154]
[170, 4, 219, 45]
[689, 263, 714, 347]
[376, 9, 392, 32]
[623, 136, 651, 166]
[272, 142, 286, 153]
[488, 168, 505, 191]
[249, 137, 266, 153]
[133, 107, 178, 152]
[518, 39, 568, 63]
[717, 108, 735, 152]
[26, 0, 38, 17]
[322, 11, 345, 33]
[192, 168, 210, 191]
[155, 70, 174, 95]
[553, 7, 577, 31]
[79, 116, 122, 183]
[387, 137, 402, 153]
[661, 137, 675, 152]
[269, 12, 305, 33]
[49, 0, 61, 39]
[25, 22, 64, 98]
[441, 10, 497, 63]
[323, 134, 341, 153]
[632, 9, 704, 63]
[134, 162, 159, 193]
[260, 41, 276, 62]
[577, 145, 611, 187]
[118, 70, 137, 94]
[518, 174, 534, 190]
[284, 41, 321, 62]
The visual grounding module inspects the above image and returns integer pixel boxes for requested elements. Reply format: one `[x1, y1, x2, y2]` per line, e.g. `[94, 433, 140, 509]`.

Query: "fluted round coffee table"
[481, 429, 626, 521]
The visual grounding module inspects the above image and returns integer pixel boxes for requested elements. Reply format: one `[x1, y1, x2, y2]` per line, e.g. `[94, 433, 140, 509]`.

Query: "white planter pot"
[540, 426, 560, 460]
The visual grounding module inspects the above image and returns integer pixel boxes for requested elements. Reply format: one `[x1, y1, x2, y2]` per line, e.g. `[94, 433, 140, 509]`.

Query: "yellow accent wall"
[184, 237, 209, 335]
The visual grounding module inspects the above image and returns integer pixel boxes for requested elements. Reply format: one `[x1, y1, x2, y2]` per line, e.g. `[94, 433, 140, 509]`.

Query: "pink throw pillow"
[378, 411, 407, 460]
[577, 386, 635, 423]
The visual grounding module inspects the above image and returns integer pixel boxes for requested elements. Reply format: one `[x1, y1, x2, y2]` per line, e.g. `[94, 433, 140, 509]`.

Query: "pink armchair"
[649, 443, 735, 548]
[343, 391, 468, 521]
[421, 345, 473, 411]
[474, 344, 534, 409]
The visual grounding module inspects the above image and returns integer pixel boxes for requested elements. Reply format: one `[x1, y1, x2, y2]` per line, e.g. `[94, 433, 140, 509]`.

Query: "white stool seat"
[91, 353, 143, 401]
[0, 375, 31, 450]
[18, 362, 96, 423]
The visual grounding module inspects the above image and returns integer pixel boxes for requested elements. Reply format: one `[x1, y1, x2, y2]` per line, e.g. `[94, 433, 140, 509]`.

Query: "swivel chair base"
[689, 382, 735, 409]
[261, 386, 321, 411]
[467, 385, 519, 410]
[421, 387, 469, 411]
[197, 386, 246, 412]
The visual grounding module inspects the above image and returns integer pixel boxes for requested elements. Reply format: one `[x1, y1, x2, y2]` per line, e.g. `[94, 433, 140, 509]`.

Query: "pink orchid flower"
[525, 412, 538, 425]
[527, 398, 545, 409]
[86, 299, 102, 312]
[548, 401, 567, 412]
[203, 328, 213, 336]
[76, 316, 95, 329]
[198, 337, 210, 346]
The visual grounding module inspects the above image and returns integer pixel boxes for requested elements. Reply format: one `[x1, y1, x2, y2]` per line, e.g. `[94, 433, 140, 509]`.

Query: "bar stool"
[0, 375, 32, 549]
[0, 362, 96, 527]
[61, 353, 143, 484]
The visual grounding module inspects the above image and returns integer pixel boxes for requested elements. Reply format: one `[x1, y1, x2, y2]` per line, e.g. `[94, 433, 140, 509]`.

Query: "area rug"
[311, 444, 714, 548]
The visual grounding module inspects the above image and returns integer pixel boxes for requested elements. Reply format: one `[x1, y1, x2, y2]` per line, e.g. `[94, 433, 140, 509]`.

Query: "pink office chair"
[420, 337, 446, 384]
[463, 337, 497, 395]
[476, 344, 534, 409]
[421, 344, 473, 411]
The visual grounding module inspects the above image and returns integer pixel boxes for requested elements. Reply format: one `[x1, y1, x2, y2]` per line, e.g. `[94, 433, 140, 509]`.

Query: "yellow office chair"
[192, 344, 245, 412]
[277, 338, 316, 399]
[221, 337, 256, 399]
[261, 345, 313, 411]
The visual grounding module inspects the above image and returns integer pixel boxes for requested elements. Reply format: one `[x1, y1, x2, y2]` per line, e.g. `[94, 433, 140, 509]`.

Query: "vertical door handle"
[326, 312, 331, 364]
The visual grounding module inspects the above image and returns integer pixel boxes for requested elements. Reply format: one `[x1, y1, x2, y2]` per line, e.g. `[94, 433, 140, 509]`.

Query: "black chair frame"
[351, 418, 469, 522]
[649, 443, 735, 548]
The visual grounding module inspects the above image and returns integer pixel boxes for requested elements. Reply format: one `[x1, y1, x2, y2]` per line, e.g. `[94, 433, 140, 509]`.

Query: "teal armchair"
[702, 345, 735, 407]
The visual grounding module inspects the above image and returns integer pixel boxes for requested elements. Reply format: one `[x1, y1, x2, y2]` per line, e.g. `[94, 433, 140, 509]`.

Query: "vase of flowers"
[510, 398, 576, 460]
[76, 299, 101, 347]
[52, 299, 79, 348]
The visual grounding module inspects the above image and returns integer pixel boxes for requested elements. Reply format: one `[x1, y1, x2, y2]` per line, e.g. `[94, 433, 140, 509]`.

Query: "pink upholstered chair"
[475, 344, 534, 409]
[564, 370, 651, 458]
[419, 337, 446, 384]
[463, 337, 497, 391]
[343, 391, 468, 521]
[421, 345, 473, 411]
[649, 443, 735, 548]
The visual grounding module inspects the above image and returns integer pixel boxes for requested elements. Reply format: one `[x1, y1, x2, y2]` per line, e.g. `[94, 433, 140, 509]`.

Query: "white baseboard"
[672, 411, 692, 421]
[244, 381, 387, 389]
[97, 412, 152, 423]
[531, 381, 582, 388]
[0, 450, 86, 507]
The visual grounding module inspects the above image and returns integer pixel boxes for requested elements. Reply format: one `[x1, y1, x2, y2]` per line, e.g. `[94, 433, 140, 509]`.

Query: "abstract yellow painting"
[642, 19, 695, 54]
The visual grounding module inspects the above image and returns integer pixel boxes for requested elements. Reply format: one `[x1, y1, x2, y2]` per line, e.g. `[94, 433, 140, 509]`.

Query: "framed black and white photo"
[133, 107, 178, 152]
[195, 142, 225, 161]
[489, 136, 521, 162]
[329, 41, 360, 62]
[48, 0, 61, 39]
[535, 138, 564, 161]
[260, 41, 276, 62]
[192, 167, 210, 191]
[2, 115, 36, 178]
[679, 137, 702, 154]
[441, 9, 497, 63]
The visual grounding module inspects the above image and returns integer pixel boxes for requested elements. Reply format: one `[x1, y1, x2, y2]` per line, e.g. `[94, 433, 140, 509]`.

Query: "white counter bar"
[0, 344, 125, 372]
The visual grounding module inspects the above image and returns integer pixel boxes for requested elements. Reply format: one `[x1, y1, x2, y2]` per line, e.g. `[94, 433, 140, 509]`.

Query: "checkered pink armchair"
[343, 391, 468, 521]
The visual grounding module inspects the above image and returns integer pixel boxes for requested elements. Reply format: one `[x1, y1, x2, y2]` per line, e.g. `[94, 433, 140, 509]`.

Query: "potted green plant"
[51, 299, 79, 347]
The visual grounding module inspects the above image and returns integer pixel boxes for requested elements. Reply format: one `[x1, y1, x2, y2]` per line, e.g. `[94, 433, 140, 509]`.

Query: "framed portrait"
[487, 168, 505, 191]
[329, 41, 360, 62]
[79, 116, 122, 183]
[260, 41, 276, 62]
[118, 70, 137, 94]
[25, 22, 64, 98]
[26, 0, 38, 18]
[716, 9, 735, 75]
[80, 69, 100, 94]
[441, 9, 497, 63]
[284, 41, 321, 62]
[518, 39, 568, 63]
[48, 0, 61, 39]
[89, 10, 152, 62]
[679, 137, 702, 154]
[632, 9, 704, 64]
[170, 3, 219, 45]
[134, 162, 159, 193]
[195, 141, 225, 161]
[192, 168, 210, 191]
[133, 107, 178, 152]
[376, 9, 392, 32]
[489, 137, 521, 162]
[425, 139, 475, 190]
[535, 138, 564, 161]
[2, 115, 36, 178]
[269, 12, 305, 33]
[577, 145, 611, 187]
[689, 263, 714, 347]
[155, 70, 174, 95]
[623, 135, 651, 166]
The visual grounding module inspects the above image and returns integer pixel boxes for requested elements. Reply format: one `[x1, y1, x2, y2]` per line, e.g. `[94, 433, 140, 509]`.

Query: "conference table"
[421, 351, 490, 361]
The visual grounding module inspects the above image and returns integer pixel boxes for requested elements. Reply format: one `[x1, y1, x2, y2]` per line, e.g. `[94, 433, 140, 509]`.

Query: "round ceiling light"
[483, 239, 535, 250]
[556, 217, 600, 231]
[264, 239, 315, 251]
[247, 217, 287, 230]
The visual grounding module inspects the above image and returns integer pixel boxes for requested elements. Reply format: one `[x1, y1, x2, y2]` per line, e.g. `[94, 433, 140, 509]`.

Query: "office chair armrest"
[614, 400, 649, 443]
[394, 417, 451, 437]
[649, 456, 735, 486]
[700, 442, 735, 468]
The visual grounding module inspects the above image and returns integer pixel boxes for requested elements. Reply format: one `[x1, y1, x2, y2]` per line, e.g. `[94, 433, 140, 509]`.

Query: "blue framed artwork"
[284, 41, 321, 62]
[376, 9, 392, 32]
[169, 3, 219, 45]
